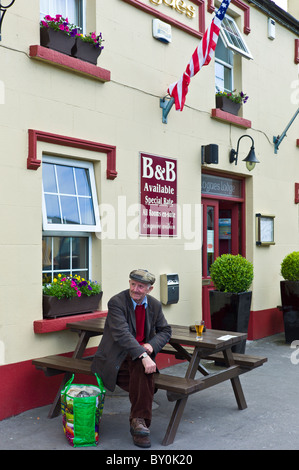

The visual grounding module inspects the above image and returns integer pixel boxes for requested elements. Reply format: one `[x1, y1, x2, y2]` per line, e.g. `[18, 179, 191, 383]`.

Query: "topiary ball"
[210, 254, 253, 293]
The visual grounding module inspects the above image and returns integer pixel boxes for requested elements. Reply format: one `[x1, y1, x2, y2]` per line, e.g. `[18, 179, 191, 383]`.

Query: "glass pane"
[44, 194, 61, 224]
[54, 237, 71, 270]
[79, 198, 95, 225]
[43, 163, 57, 193]
[72, 237, 88, 270]
[60, 196, 80, 224]
[207, 206, 215, 276]
[42, 237, 52, 271]
[75, 167, 92, 196]
[56, 165, 76, 194]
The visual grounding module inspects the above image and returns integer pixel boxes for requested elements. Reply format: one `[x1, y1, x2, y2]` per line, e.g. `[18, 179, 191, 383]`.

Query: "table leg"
[48, 331, 91, 419]
[223, 348, 247, 410]
[162, 397, 188, 446]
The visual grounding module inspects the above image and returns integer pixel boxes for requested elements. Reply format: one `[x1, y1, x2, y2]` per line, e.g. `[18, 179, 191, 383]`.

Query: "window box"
[40, 27, 76, 56]
[43, 292, 103, 318]
[215, 96, 241, 116]
[71, 36, 102, 65]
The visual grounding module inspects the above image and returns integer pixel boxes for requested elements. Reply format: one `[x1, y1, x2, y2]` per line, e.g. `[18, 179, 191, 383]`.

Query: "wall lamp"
[229, 135, 260, 171]
[0, 1, 16, 41]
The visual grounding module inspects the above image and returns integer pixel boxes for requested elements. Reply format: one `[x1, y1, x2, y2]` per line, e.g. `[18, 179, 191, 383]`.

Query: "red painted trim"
[120, 0, 205, 39]
[29, 45, 111, 82]
[248, 308, 284, 340]
[211, 108, 252, 129]
[208, 0, 250, 34]
[295, 39, 299, 64]
[27, 129, 117, 180]
[33, 310, 108, 334]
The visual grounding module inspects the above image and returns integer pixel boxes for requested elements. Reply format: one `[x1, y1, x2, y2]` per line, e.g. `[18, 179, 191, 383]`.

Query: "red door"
[202, 199, 243, 327]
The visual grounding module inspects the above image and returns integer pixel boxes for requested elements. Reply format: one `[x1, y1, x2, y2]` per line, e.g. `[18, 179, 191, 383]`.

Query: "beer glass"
[195, 320, 204, 340]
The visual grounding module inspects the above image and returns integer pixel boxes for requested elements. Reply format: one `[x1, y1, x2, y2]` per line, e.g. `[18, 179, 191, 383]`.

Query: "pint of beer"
[195, 321, 204, 340]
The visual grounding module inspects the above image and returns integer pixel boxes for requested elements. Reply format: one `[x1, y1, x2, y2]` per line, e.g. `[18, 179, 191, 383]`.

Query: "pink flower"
[59, 24, 65, 30]
[41, 21, 49, 28]
[77, 291, 82, 297]
[65, 26, 69, 32]
[45, 15, 53, 21]
[91, 32, 96, 39]
[55, 14, 62, 21]
[61, 278, 66, 281]
[71, 280, 76, 287]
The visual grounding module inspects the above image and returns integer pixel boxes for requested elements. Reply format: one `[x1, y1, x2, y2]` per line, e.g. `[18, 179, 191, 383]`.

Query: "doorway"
[201, 173, 245, 326]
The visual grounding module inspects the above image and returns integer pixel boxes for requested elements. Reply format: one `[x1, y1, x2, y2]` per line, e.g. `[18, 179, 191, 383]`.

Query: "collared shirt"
[131, 296, 148, 310]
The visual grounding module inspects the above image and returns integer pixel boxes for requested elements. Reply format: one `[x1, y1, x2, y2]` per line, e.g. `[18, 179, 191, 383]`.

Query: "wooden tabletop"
[67, 318, 247, 351]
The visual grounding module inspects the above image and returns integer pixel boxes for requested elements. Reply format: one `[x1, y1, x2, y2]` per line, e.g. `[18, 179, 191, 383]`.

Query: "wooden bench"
[32, 355, 202, 397]
[161, 344, 268, 369]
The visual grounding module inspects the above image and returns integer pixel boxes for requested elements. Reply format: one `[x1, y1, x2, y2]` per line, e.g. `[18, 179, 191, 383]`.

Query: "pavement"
[1, 332, 299, 453]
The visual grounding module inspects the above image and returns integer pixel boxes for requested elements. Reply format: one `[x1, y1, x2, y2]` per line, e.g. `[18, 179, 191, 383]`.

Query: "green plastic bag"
[61, 373, 106, 447]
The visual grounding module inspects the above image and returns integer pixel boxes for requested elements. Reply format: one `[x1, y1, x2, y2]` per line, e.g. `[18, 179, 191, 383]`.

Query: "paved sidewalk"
[1, 332, 299, 451]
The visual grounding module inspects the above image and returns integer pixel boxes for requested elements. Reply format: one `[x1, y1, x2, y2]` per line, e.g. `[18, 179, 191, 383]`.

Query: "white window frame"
[42, 231, 92, 280]
[220, 14, 253, 60]
[42, 155, 101, 233]
[215, 36, 234, 93]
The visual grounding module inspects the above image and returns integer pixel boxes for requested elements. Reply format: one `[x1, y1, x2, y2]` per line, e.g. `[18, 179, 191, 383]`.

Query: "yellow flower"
[58, 273, 61, 278]
[53, 278, 57, 283]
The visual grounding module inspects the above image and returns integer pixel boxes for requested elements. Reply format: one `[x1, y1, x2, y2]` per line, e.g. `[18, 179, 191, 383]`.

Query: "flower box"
[215, 96, 241, 116]
[43, 292, 103, 319]
[40, 27, 76, 56]
[71, 37, 102, 65]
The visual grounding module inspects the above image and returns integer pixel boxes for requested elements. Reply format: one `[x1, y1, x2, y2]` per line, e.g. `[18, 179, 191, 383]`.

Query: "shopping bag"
[61, 373, 106, 447]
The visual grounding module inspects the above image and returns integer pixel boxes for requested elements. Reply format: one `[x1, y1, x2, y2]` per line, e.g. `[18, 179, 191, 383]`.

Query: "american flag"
[167, 0, 231, 111]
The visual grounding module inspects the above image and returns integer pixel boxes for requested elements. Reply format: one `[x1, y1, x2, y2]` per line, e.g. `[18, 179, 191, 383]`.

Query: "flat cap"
[129, 269, 155, 285]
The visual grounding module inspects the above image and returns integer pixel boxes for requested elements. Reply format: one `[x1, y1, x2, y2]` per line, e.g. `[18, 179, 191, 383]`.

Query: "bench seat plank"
[32, 355, 202, 396]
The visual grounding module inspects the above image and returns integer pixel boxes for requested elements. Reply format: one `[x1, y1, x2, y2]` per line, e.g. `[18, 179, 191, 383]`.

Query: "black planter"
[280, 280, 299, 343]
[215, 96, 241, 116]
[71, 37, 102, 65]
[40, 27, 76, 56]
[43, 292, 103, 319]
[209, 290, 252, 353]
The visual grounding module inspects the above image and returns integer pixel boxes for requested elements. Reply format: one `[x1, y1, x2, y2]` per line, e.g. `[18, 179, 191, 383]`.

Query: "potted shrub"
[209, 254, 254, 353]
[71, 31, 104, 65]
[40, 14, 77, 55]
[43, 274, 102, 318]
[215, 89, 249, 116]
[280, 251, 299, 343]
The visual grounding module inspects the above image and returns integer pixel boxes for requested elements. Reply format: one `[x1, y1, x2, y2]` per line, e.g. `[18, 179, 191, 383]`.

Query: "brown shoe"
[132, 433, 151, 448]
[130, 418, 150, 436]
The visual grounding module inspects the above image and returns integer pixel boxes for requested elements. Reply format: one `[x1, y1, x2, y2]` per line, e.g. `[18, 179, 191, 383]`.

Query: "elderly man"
[91, 269, 171, 448]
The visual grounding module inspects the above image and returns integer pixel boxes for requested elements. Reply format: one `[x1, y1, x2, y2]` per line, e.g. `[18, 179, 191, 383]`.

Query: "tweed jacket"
[91, 289, 172, 391]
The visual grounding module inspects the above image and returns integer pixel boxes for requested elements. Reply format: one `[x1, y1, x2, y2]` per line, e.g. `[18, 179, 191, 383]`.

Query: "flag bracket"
[160, 96, 175, 124]
[273, 107, 299, 154]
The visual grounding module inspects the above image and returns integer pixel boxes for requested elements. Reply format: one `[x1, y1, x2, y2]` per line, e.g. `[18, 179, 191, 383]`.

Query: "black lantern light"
[229, 135, 260, 171]
[0, 1, 16, 41]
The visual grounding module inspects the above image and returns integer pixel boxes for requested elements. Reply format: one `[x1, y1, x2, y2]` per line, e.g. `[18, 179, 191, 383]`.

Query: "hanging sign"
[140, 153, 177, 236]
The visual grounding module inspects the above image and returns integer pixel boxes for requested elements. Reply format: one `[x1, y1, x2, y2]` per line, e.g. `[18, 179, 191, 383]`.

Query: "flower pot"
[215, 96, 241, 116]
[40, 27, 76, 56]
[280, 280, 299, 343]
[71, 37, 102, 64]
[209, 290, 252, 353]
[43, 292, 103, 319]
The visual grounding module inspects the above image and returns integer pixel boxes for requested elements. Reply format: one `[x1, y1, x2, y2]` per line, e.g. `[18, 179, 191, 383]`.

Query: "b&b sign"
[140, 153, 177, 236]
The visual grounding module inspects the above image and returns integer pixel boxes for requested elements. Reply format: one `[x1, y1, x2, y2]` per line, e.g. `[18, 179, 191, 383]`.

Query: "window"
[42, 234, 91, 282]
[215, 36, 234, 93]
[42, 156, 101, 232]
[40, 0, 85, 31]
[220, 15, 252, 60]
[42, 156, 100, 282]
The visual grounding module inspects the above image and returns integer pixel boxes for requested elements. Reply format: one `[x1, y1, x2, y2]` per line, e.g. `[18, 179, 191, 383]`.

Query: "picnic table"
[33, 317, 267, 446]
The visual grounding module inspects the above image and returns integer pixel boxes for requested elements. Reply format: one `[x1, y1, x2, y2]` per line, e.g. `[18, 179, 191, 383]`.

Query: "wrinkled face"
[129, 279, 153, 304]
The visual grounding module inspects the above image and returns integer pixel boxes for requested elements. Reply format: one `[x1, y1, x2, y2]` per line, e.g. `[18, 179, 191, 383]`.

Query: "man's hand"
[143, 343, 153, 355]
[141, 355, 156, 374]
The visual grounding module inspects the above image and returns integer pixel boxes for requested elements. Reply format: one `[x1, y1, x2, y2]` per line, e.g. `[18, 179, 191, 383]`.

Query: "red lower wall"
[0, 307, 284, 421]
